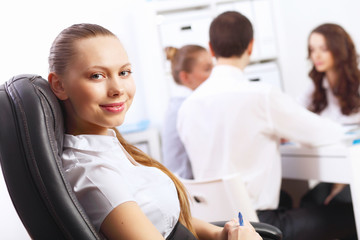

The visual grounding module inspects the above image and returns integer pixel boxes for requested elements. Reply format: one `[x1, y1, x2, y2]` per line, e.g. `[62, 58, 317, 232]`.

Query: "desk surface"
[280, 143, 359, 183]
[281, 142, 350, 157]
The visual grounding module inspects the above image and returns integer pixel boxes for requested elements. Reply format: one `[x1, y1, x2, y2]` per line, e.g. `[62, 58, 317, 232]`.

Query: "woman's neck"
[325, 69, 338, 88]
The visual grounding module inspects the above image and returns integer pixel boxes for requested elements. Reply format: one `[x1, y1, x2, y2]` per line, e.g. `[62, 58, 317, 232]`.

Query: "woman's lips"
[100, 102, 125, 113]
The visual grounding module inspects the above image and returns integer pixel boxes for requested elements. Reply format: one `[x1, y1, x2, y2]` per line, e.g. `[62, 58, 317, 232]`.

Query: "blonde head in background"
[165, 45, 213, 90]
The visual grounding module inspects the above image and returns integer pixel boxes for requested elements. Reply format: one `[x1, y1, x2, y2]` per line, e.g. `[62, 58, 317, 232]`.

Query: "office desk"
[281, 143, 360, 238]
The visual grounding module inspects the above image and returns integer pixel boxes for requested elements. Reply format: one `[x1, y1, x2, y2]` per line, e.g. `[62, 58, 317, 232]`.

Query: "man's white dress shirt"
[177, 65, 343, 210]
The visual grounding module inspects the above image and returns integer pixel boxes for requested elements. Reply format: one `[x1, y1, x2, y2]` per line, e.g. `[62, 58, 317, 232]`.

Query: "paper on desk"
[342, 124, 360, 145]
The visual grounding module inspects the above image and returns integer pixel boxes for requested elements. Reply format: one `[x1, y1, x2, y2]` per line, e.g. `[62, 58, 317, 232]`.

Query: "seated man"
[177, 11, 356, 240]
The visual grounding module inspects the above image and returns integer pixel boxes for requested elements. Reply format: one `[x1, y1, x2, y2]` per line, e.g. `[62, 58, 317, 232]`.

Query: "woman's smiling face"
[59, 36, 136, 135]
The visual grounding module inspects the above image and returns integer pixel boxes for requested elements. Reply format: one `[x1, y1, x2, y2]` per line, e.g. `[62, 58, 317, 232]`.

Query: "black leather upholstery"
[0, 75, 103, 239]
[251, 222, 283, 240]
[0, 74, 282, 240]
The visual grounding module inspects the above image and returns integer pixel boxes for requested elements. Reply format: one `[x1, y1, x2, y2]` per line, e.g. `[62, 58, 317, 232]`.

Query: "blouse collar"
[63, 129, 120, 152]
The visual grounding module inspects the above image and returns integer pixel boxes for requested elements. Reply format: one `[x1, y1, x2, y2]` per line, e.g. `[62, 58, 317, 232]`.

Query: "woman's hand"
[220, 219, 262, 240]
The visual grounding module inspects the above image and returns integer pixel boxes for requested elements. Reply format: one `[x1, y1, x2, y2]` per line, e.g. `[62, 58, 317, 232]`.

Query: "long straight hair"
[112, 128, 196, 237]
[49, 23, 197, 238]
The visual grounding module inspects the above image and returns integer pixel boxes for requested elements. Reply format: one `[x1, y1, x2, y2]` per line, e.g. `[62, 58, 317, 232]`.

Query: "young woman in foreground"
[47, 23, 261, 240]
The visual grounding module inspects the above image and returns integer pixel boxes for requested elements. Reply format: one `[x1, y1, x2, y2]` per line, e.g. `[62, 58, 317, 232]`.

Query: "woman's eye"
[120, 70, 132, 77]
[91, 73, 105, 80]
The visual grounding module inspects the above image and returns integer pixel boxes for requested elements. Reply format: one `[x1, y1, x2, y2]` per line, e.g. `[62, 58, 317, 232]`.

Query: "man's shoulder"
[185, 78, 276, 102]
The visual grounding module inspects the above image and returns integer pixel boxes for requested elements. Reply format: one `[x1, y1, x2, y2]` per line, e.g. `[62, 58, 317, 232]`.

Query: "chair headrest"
[0, 74, 101, 239]
[6, 74, 64, 153]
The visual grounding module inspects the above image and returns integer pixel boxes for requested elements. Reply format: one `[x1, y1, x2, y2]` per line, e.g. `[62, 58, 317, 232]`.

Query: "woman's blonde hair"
[49, 23, 197, 238]
[112, 128, 197, 237]
[165, 45, 207, 85]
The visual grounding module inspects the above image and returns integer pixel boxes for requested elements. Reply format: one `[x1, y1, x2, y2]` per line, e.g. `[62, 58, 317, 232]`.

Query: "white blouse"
[300, 78, 360, 125]
[61, 129, 180, 238]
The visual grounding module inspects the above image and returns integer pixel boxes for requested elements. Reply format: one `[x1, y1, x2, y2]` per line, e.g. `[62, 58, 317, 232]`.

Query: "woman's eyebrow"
[86, 63, 131, 71]
[121, 63, 131, 68]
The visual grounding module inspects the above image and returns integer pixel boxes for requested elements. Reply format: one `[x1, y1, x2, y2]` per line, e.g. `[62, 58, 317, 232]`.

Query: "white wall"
[272, 0, 360, 99]
[0, 1, 165, 238]
[0, 0, 131, 81]
[2, 0, 360, 124]
[0, 0, 169, 129]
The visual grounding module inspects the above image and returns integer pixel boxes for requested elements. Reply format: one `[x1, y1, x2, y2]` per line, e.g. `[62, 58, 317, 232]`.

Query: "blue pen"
[238, 212, 244, 226]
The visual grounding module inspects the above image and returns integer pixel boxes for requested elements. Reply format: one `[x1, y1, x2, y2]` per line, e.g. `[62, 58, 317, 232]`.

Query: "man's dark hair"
[209, 11, 253, 58]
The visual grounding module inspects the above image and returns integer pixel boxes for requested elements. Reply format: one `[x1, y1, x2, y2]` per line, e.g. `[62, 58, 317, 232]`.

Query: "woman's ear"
[48, 73, 68, 100]
[179, 71, 197, 90]
[179, 71, 191, 87]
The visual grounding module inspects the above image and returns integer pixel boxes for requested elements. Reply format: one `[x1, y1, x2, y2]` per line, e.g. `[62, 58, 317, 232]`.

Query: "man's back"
[177, 65, 343, 210]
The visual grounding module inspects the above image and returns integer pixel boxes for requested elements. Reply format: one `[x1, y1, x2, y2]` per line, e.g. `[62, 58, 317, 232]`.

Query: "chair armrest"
[210, 221, 282, 240]
[251, 222, 282, 240]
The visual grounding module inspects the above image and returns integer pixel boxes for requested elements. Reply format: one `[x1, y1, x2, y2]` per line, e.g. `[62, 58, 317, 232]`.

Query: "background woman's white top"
[61, 129, 180, 238]
[300, 78, 360, 125]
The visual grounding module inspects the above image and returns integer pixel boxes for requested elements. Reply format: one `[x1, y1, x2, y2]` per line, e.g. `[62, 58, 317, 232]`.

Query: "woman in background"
[48, 23, 259, 240]
[162, 45, 213, 179]
[301, 23, 360, 216]
[304, 23, 360, 125]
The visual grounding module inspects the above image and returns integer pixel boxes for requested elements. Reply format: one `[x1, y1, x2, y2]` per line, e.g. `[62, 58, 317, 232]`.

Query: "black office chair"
[0, 75, 282, 240]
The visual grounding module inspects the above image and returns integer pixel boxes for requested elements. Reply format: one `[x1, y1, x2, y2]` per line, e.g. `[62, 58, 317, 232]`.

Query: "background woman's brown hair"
[308, 23, 360, 115]
[49, 23, 197, 238]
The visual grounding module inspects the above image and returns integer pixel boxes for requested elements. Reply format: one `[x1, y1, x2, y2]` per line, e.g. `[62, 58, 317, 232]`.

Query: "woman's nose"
[313, 50, 321, 59]
[108, 78, 124, 97]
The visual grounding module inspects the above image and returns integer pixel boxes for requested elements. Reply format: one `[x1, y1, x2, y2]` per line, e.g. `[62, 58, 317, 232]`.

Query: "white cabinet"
[244, 61, 283, 89]
[153, 0, 278, 62]
[158, 9, 213, 49]
[252, 0, 277, 60]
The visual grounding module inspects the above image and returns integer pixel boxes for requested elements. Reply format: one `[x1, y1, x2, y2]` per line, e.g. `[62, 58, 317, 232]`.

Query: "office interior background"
[1, 0, 360, 238]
